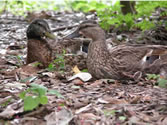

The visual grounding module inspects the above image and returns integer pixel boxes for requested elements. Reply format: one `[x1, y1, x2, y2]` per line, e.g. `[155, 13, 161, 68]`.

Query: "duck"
[65, 21, 167, 80]
[26, 19, 56, 68]
[26, 19, 87, 69]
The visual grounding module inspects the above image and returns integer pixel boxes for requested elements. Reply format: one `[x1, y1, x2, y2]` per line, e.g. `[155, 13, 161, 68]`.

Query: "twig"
[52, 24, 78, 32]
[0, 17, 28, 22]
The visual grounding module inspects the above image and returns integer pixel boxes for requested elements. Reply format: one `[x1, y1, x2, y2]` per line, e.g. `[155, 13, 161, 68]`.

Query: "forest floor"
[0, 10, 167, 125]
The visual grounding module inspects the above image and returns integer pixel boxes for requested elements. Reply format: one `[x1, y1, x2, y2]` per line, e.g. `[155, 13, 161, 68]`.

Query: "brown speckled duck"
[66, 21, 167, 80]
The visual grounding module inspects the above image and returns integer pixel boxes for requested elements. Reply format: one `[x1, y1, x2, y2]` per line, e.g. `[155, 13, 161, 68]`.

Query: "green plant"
[97, 1, 122, 31]
[2, 0, 167, 31]
[0, 98, 12, 107]
[98, 1, 167, 31]
[68, 1, 167, 31]
[147, 74, 160, 80]
[103, 109, 116, 116]
[47, 50, 66, 72]
[16, 55, 24, 66]
[67, 0, 135, 31]
[103, 109, 126, 121]
[157, 78, 167, 88]
[147, 74, 167, 88]
[32, 62, 42, 67]
[135, 1, 167, 17]
[54, 54, 65, 70]
[134, 19, 155, 31]
[66, 0, 108, 13]
[134, 1, 167, 30]
[1, 0, 58, 16]
[67, 1, 89, 12]
[47, 63, 56, 71]
[81, 69, 88, 72]
[19, 83, 64, 111]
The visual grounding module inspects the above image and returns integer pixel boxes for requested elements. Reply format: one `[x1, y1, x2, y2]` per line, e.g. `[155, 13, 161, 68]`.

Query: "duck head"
[26, 19, 56, 40]
[65, 20, 106, 41]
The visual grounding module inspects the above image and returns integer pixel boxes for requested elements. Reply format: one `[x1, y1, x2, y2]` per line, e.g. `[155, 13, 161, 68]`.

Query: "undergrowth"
[68, 1, 167, 31]
[19, 83, 64, 111]
[147, 74, 167, 88]
[0, 0, 58, 16]
[47, 50, 66, 72]
[1, 1, 167, 31]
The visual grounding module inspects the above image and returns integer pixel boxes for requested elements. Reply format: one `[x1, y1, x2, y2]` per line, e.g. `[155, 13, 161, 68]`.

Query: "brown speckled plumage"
[68, 22, 167, 80]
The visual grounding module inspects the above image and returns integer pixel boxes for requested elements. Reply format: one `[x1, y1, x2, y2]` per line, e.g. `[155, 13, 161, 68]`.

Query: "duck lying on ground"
[66, 21, 167, 80]
[26, 19, 87, 69]
[26, 19, 55, 68]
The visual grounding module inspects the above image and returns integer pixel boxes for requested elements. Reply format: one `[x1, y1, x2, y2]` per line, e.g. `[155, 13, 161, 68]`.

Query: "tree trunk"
[120, 1, 136, 15]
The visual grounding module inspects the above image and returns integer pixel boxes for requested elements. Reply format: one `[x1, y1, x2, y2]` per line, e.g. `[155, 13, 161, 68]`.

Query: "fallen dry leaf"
[68, 72, 92, 82]
[72, 65, 81, 74]
[0, 100, 23, 119]
[102, 96, 128, 105]
[45, 108, 73, 125]
[75, 104, 92, 114]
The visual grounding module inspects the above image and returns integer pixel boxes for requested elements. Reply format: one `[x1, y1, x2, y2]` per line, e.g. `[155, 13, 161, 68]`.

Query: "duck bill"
[64, 29, 81, 39]
[45, 32, 56, 40]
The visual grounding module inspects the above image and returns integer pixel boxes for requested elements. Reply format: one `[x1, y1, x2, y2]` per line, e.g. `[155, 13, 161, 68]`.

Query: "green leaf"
[157, 78, 167, 88]
[146, 74, 160, 80]
[32, 62, 42, 67]
[47, 63, 56, 71]
[30, 83, 48, 96]
[24, 96, 40, 111]
[119, 116, 126, 121]
[59, 103, 65, 107]
[0, 98, 12, 107]
[19, 91, 26, 99]
[39, 95, 48, 104]
[82, 69, 88, 72]
[48, 90, 64, 98]
[103, 110, 116, 116]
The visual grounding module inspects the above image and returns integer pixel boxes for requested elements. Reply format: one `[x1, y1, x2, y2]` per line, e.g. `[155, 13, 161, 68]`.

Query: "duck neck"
[93, 35, 107, 50]
[92, 30, 106, 42]
[87, 36, 109, 79]
[89, 37, 109, 59]
[96, 39, 108, 53]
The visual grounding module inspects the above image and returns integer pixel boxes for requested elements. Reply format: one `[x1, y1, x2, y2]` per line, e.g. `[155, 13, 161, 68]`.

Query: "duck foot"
[121, 71, 142, 81]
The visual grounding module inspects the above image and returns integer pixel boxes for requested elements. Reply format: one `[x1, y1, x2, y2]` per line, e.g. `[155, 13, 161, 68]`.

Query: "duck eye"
[41, 32, 46, 38]
[37, 21, 43, 26]
[37, 22, 41, 26]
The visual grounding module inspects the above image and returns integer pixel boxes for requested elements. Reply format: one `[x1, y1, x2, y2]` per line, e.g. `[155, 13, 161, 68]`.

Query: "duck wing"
[107, 44, 167, 79]
[109, 44, 167, 65]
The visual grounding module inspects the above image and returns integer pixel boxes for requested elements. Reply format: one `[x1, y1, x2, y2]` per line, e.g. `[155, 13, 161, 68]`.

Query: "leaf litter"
[0, 10, 167, 125]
